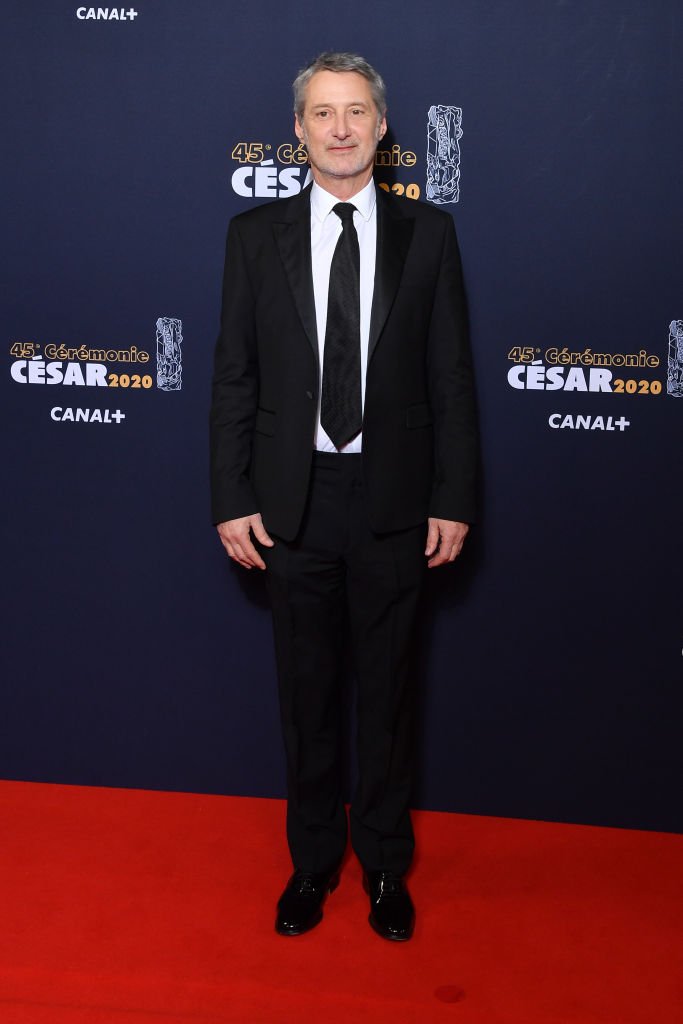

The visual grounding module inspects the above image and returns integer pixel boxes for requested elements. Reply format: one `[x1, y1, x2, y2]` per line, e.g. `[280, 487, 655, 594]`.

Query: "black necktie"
[321, 202, 362, 449]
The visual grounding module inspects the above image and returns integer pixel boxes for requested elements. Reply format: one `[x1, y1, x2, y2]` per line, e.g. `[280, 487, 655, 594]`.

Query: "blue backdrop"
[3, 0, 681, 832]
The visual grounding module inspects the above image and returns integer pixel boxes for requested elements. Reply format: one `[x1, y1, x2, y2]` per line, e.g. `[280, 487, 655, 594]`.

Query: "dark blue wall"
[3, 0, 681, 832]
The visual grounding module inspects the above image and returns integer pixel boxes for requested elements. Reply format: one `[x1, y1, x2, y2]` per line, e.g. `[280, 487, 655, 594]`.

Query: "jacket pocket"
[254, 407, 276, 436]
[406, 402, 433, 429]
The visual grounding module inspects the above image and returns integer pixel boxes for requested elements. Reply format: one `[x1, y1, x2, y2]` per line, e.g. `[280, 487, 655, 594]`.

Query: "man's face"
[295, 70, 386, 189]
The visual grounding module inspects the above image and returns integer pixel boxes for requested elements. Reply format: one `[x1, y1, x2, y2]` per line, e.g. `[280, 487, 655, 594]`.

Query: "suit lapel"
[271, 182, 415, 366]
[272, 185, 318, 361]
[369, 187, 415, 363]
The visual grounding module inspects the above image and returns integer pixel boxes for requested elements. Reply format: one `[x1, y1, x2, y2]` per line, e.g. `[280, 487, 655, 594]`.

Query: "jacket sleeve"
[427, 215, 479, 523]
[209, 217, 260, 525]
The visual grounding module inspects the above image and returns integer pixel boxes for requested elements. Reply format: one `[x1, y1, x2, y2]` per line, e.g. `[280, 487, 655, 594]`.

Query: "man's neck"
[311, 168, 374, 201]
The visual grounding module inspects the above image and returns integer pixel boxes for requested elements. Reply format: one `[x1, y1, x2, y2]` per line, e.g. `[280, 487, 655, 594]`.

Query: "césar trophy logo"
[156, 317, 182, 391]
[426, 105, 462, 205]
[667, 320, 683, 398]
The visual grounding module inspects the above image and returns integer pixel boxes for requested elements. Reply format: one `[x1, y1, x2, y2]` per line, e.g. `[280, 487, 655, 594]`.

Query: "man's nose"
[333, 115, 350, 138]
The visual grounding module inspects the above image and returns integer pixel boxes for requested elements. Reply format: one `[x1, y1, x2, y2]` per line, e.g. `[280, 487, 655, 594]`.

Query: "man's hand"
[425, 518, 469, 568]
[216, 513, 274, 570]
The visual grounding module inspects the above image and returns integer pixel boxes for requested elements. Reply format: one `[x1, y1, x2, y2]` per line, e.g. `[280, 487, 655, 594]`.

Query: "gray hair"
[293, 52, 387, 122]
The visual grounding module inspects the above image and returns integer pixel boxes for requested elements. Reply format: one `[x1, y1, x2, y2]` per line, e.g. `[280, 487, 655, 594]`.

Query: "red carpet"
[0, 781, 680, 1023]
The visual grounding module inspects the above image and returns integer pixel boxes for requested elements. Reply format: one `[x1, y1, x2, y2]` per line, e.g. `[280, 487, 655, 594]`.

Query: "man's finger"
[427, 525, 462, 567]
[427, 535, 449, 567]
[224, 540, 249, 569]
[425, 520, 440, 556]
[234, 537, 266, 570]
[252, 518, 274, 548]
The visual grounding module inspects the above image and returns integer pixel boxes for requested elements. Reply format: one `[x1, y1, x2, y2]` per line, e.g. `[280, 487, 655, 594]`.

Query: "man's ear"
[377, 113, 387, 141]
[294, 115, 304, 143]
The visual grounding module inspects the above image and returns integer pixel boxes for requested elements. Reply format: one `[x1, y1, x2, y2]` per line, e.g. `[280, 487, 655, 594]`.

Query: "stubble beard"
[300, 126, 379, 182]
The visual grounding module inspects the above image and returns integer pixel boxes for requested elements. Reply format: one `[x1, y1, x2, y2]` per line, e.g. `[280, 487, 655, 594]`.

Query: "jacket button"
[306, 390, 314, 400]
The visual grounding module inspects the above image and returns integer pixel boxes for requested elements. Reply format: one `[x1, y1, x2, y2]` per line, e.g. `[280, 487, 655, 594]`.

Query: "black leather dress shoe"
[364, 871, 415, 941]
[275, 869, 340, 936]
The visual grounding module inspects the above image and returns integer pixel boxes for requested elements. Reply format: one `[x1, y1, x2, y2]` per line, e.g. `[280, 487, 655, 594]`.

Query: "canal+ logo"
[76, 7, 138, 20]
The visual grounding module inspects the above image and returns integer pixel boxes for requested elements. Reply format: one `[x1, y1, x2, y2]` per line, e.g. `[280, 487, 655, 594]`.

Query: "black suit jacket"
[210, 183, 478, 540]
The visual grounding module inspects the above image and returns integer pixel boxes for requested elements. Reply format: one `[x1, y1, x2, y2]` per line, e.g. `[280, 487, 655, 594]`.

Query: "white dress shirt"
[310, 179, 377, 453]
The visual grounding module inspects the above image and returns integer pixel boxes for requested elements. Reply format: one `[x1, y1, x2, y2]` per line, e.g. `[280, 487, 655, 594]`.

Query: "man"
[210, 52, 478, 941]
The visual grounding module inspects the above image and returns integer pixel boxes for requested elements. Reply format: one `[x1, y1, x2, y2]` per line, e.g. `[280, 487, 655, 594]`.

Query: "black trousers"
[261, 452, 425, 876]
